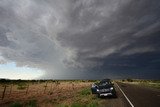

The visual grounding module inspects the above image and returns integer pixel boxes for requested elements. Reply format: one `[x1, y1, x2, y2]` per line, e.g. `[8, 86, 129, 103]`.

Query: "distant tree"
[122, 79, 125, 82]
[126, 78, 133, 82]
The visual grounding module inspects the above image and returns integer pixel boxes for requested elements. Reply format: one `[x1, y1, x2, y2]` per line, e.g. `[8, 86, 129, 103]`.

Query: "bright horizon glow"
[0, 62, 44, 80]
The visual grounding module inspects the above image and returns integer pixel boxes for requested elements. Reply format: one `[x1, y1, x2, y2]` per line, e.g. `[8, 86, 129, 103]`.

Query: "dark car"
[91, 79, 117, 98]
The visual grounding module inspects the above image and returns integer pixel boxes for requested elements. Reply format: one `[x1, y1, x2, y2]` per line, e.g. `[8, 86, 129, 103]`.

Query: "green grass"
[10, 102, 23, 107]
[73, 88, 99, 107]
[10, 100, 37, 107]
[79, 88, 91, 96]
[87, 102, 98, 107]
[121, 79, 160, 89]
[56, 87, 99, 107]
[57, 102, 98, 107]
[24, 99, 37, 107]
[140, 82, 160, 89]
[57, 104, 69, 107]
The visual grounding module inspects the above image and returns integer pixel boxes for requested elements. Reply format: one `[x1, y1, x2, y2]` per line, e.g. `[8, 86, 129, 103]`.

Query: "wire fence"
[0, 81, 90, 105]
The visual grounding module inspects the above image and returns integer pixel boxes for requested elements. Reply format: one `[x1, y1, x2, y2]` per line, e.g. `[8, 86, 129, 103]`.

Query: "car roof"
[100, 79, 111, 82]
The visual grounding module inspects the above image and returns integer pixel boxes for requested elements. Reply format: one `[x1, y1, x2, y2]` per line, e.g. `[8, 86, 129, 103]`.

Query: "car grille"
[100, 89, 110, 92]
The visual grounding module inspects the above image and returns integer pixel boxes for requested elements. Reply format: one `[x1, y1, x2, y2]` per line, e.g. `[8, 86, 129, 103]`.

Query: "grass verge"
[121, 79, 160, 89]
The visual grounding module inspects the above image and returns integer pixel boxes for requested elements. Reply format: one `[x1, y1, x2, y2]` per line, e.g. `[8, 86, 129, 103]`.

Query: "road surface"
[116, 82, 160, 107]
[101, 82, 130, 107]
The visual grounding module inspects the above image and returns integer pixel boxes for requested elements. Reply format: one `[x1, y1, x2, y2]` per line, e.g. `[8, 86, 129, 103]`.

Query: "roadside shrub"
[88, 80, 98, 82]
[71, 103, 84, 107]
[122, 79, 125, 82]
[70, 102, 98, 107]
[87, 101, 98, 107]
[126, 78, 133, 82]
[17, 83, 27, 90]
[25, 100, 37, 107]
[80, 88, 91, 96]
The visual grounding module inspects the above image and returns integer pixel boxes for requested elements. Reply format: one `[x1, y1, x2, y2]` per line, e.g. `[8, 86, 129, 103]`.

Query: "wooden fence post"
[9, 84, 12, 96]
[2, 85, 7, 100]
[56, 81, 60, 89]
[44, 82, 48, 94]
[26, 84, 29, 94]
[72, 83, 74, 90]
[50, 83, 52, 92]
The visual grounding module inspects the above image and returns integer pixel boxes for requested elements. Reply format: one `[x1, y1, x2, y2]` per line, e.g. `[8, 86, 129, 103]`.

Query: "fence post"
[44, 82, 48, 94]
[50, 83, 52, 92]
[72, 83, 74, 90]
[9, 84, 12, 97]
[56, 81, 60, 89]
[26, 84, 29, 94]
[2, 85, 7, 100]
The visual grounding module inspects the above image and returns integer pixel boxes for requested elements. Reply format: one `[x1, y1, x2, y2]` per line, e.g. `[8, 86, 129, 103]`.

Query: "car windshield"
[99, 81, 111, 86]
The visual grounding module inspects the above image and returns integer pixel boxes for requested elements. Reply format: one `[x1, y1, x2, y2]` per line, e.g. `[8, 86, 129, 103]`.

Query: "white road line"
[115, 82, 135, 107]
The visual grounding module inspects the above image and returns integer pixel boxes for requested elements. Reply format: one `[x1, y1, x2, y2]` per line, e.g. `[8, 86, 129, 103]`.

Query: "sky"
[0, 0, 160, 80]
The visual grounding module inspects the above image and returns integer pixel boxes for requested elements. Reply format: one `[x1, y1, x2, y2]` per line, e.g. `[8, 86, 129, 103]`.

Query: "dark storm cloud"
[0, 28, 10, 46]
[0, 0, 160, 79]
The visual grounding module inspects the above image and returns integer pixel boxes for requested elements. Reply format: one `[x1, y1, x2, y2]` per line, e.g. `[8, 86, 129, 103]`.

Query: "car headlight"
[96, 89, 99, 92]
[110, 87, 114, 90]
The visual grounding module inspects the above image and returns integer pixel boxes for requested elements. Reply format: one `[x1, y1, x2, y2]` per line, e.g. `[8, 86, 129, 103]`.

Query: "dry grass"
[0, 81, 101, 107]
[120, 79, 160, 89]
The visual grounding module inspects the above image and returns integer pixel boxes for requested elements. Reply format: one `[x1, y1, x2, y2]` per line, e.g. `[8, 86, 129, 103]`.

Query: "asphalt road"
[116, 82, 160, 107]
[101, 83, 130, 107]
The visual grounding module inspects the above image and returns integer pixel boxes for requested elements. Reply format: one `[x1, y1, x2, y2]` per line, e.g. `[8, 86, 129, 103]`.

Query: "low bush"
[25, 100, 37, 107]
[10, 102, 23, 107]
[71, 102, 98, 107]
[79, 88, 91, 96]
[126, 78, 133, 82]
[17, 83, 27, 90]
[87, 101, 98, 107]
[71, 103, 84, 107]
